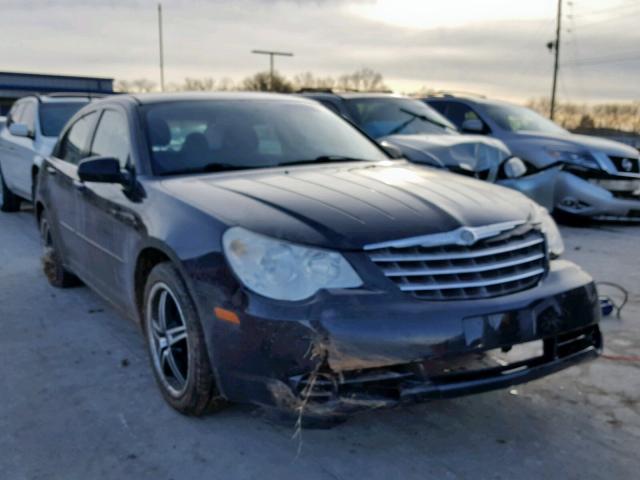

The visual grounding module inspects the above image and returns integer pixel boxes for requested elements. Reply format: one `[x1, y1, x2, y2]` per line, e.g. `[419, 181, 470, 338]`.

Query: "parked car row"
[425, 94, 640, 221]
[1, 91, 603, 425]
[0, 93, 94, 211]
[298, 90, 640, 222]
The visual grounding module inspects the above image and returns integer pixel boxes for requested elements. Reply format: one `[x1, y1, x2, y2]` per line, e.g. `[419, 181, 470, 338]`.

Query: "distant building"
[0, 71, 114, 115]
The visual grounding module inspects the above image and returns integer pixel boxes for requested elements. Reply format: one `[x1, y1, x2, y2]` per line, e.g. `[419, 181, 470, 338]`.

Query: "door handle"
[46, 166, 57, 175]
[109, 208, 138, 225]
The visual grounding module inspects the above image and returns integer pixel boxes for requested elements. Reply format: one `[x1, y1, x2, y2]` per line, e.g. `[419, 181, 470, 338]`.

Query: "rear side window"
[57, 112, 97, 164]
[90, 110, 131, 168]
[39, 102, 89, 137]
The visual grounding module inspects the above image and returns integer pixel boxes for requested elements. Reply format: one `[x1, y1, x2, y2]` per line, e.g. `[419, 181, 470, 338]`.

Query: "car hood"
[159, 161, 535, 250]
[505, 131, 640, 160]
[380, 133, 511, 176]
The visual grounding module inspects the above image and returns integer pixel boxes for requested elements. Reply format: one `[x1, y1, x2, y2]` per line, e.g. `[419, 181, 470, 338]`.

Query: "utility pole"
[251, 50, 294, 91]
[158, 3, 165, 92]
[549, 0, 562, 120]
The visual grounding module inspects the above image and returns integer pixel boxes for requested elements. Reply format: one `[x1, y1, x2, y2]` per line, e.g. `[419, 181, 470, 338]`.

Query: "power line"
[563, 53, 640, 67]
[568, 1, 639, 19]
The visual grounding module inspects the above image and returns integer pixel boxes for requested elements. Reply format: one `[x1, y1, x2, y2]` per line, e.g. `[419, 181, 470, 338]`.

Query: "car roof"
[128, 91, 320, 105]
[301, 91, 405, 101]
[425, 94, 516, 109]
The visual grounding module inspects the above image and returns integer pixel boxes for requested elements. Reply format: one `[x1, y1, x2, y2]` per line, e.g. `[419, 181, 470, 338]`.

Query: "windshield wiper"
[166, 162, 252, 176]
[281, 155, 369, 167]
[388, 108, 453, 133]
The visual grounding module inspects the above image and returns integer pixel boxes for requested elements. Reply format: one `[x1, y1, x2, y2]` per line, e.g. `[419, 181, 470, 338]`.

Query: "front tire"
[40, 210, 80, 288]
[0, 164, 21, 212]
[143, 262, 227, 416]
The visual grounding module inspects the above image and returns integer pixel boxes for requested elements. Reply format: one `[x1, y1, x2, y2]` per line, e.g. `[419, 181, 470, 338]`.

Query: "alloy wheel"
[146, 282, 190, 397]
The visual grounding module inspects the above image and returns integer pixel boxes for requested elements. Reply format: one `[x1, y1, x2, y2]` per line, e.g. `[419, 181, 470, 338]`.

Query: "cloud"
[0, 0, 637, 102]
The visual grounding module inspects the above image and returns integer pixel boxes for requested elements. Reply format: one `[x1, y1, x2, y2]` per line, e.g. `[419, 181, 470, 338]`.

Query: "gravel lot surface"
[1, 207, 638, 480]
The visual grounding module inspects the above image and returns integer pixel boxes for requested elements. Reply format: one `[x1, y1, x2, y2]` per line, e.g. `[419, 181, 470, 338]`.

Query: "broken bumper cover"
[288, 325, 600, 416]
[202, 259, 601, 416]
[555, 171, 640, 220]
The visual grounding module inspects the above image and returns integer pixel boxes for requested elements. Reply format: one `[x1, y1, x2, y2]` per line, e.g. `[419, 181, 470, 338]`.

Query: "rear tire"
[143, 262, 228, 416]
[0, 164, 22, 212]
[40, 210, 81, 288]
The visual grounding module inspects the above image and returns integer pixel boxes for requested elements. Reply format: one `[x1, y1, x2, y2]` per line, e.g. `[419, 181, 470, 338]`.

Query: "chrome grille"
[366, 225, 547, 301]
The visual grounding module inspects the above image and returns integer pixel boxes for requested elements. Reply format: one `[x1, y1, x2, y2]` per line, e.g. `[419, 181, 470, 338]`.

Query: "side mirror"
[503, 157, 528, 179]
[461, 118, 485, 134]
[379, 140, 404, 159]
[9, 122, 32, 138]
[78, 156, 125, 184]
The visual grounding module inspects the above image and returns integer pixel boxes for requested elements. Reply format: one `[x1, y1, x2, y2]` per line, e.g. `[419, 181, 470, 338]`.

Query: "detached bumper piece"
[289, 325, 601, 413]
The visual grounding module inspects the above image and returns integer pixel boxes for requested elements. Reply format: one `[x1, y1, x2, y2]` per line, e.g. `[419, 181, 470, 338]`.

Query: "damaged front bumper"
[555, 170, 640, 220]
[201, 259, 601, 417]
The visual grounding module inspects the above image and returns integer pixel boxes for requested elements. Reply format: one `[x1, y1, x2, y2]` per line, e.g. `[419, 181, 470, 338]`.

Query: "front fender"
[499, 166, 561, 210]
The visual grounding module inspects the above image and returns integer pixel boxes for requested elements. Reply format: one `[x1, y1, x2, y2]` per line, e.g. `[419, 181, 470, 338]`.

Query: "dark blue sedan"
[35, 93, 601, 424]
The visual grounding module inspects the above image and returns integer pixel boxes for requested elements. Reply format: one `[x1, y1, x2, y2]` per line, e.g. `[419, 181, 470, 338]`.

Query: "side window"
[58, 112, 97, 165]
[21, 102, 37, 133]
[90, 110, 131, 168]
[445, 102, 486, 131]
[428, 101, 448, 117]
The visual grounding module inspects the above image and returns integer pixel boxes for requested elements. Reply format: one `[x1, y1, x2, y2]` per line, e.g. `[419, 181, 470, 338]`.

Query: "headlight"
[546, 149, 600, 170]
[223, 227, 362, 301]
[531, 206, 564, 258]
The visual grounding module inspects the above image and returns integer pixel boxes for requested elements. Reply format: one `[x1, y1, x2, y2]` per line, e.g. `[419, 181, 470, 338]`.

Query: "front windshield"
[344, 97, 457, 138]
[483, 103, 567, 134]
[144, 100, 388, 176]
[39, 102, 89, 137]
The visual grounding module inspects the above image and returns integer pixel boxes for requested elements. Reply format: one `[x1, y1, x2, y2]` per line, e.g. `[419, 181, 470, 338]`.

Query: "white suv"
[0, 94, 94, 211]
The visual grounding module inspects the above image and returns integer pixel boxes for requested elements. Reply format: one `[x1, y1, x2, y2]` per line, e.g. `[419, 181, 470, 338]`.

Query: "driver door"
[75, 108, 141, 305]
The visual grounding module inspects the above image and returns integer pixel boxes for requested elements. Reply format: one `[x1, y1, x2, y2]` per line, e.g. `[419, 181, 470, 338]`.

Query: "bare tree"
[292, 72, 336, 91]
[336, 68, 388, 92]
[181, 77, 217, 91]
[115, 78, 157, 93]
[242, 71, 293, 93]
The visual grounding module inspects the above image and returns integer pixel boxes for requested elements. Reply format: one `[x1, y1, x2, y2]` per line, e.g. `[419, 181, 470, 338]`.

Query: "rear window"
[39, 102, 89, 137]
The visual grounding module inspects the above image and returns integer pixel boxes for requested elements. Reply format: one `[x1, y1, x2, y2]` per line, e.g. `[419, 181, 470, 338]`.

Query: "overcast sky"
[0, 0, 638, 102]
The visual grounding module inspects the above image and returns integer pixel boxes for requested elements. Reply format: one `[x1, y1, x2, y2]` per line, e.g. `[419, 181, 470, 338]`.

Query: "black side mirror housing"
[78, 156, 126, 184]
[379, 141, 405, 159]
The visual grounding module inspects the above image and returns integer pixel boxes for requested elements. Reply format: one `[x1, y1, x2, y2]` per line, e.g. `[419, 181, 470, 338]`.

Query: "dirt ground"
[1, 207, 638, 480]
